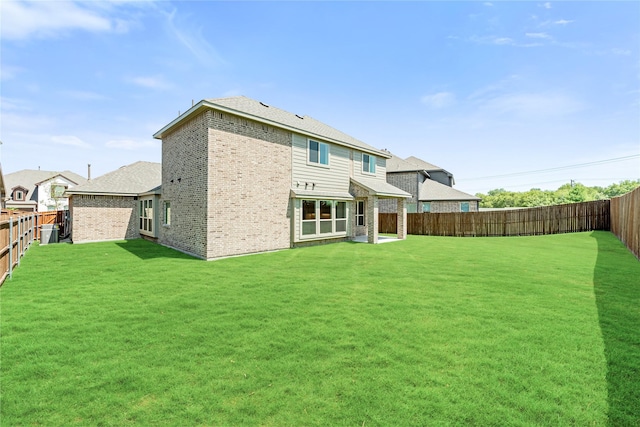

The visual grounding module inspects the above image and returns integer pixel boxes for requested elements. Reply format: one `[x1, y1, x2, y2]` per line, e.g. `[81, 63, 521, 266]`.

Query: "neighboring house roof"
[5, 169, 88, 201]
[351, 177, 412, 199]
[384, 151, 430, 176]
[404, 156, 450, 173]
[66, 161, 161, 196]
[153, 96, 391, 159]
[419, 179, 481, 201]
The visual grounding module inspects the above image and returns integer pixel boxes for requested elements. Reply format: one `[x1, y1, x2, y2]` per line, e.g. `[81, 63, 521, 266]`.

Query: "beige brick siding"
[159, 110, 210, 258]
[159, 108, 292, 260]
[380, 172, 418, 213]
[70, 194, 139, 242]
[429, 200, 479, 213]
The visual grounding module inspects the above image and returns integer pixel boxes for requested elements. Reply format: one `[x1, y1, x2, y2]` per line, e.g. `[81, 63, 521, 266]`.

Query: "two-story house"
[380, 152, 480, 214]
[152, 96, 410, 260]
[5, 169, 87, 212]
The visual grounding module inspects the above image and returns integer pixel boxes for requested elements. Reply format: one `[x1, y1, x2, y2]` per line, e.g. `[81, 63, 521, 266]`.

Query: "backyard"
[1, 232, 638, 426]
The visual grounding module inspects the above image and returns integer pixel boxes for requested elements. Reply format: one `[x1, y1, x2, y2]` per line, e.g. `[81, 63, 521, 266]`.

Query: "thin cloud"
[478, 92, 585, 118]
[540, 2, 552, 9]
[483, 2, 493, 6]
[1, 0, 110, 40]
[51, 135, 92, 148]
[421, 92, 456, 109]
[163, 8, 227, 69]
[526, 32, 552, 40]
[554, 19, 574, 25]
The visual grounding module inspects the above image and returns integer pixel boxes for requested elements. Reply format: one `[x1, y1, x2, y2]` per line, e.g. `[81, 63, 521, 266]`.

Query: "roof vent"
[259, 102, 269, 108]
[295, 114, 304, 119]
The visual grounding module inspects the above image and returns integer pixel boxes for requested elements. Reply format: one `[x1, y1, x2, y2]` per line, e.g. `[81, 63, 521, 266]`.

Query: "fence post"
[8, 217, 13, 279]
[17, 215, 22, 266]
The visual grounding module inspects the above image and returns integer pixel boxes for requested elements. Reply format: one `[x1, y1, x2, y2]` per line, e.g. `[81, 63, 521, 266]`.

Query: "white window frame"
[356, 200, 365, 226]
[308, 139, 329, 167]
[300, 199, 347, 239]
[140, 199, 153, 234]
[362, 154, 376, 174]
[14, 190, 24, 201]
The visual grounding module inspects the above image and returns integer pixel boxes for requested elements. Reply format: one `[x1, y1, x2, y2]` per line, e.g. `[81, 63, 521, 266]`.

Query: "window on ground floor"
[460, 202, 470, 212]
[302, 199, 347, 237]
[140, 199, 153, 233]
[422, 202, 431, 213]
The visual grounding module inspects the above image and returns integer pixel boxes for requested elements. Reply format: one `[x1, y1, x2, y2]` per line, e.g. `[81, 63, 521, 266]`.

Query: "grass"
[1, 232, 638, 426]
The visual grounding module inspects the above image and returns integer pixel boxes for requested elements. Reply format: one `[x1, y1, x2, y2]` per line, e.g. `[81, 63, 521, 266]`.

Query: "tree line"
[476, 179, 640, 208]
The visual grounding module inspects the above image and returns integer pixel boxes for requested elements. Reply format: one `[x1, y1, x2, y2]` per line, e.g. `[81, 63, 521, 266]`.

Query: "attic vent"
[295, 114, 304, 119]
[259, 102, 269, 107]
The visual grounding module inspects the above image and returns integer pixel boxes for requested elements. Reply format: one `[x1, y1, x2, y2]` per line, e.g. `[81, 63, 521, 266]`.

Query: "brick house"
[380, 152, 480, 213]
[66, 162, 161, 243]
[68, 97, 409, 258]
[152, 96, 410, 260]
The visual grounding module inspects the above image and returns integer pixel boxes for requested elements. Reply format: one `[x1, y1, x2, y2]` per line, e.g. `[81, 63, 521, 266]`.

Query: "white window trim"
[362, 154, 376, 175]
[300, 199, 348, 240]
[139, 198, 154, 235]
[307, 139, 330, 168]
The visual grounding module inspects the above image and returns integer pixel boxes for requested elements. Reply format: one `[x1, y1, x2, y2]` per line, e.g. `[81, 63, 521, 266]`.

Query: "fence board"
[0, 211, 37, 287]
[610, 186, 640, 260]
[380, 199, 611, 237]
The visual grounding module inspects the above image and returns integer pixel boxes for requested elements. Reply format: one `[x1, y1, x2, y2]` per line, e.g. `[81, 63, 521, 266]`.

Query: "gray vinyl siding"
[292, 134, 350, 193]
[353, 151, 387, 182]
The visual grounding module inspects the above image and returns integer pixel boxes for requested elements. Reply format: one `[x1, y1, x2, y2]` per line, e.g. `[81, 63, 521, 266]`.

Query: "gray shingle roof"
[419, 179, 480, 201]
[154, 96, 390, 158]
[5, 169, 88, 201]
[351, 177, 411, 198]
[66, 161, 161, 196]
[384, 151, 430, 174]
[405, 156, 447, 172]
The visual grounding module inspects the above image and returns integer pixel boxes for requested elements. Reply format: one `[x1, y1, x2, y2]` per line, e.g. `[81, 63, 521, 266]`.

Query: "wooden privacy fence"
[610, 186, 639, 260]
[379, 199, 611, 237]
[0, 211, 37, 286]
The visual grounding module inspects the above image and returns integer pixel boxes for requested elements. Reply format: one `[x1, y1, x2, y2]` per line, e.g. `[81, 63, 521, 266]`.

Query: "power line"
[458, 154, 640, 181]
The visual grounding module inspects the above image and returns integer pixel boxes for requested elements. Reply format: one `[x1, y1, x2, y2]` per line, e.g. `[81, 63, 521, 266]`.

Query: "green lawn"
[1, 232, 638, 426]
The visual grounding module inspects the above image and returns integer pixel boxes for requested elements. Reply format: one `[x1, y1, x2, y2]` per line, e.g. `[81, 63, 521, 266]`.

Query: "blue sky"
[1, 0, 638, 195]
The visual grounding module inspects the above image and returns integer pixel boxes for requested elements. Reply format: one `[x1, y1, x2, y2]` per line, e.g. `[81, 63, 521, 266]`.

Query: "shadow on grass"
[116, 239, 200, 261]
[591, 231, 640, 425]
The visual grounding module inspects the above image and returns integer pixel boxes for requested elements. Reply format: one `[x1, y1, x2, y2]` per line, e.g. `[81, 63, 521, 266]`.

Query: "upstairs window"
[362, 154, 376, 174]
[14, 190, 24, 201]
[308, 140, 329, 166]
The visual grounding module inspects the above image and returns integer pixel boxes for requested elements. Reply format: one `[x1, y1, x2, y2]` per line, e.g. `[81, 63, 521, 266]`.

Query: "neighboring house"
[380, 152, 480, 213]
[66, 161, 161, 243]
[152, 96, 410, 260]
[4, 169, 87, 212]
[0, 164, 6, 209]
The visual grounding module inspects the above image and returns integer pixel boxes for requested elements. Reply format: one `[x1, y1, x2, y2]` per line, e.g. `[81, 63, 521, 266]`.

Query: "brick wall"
[206, 110, 292, 259]
[70, 195, 138, 243]
[159, 108, 293, 260]
[380, 172, 417, 213]
[159, 110, 210, 258]
[429, 200, 479, 213]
